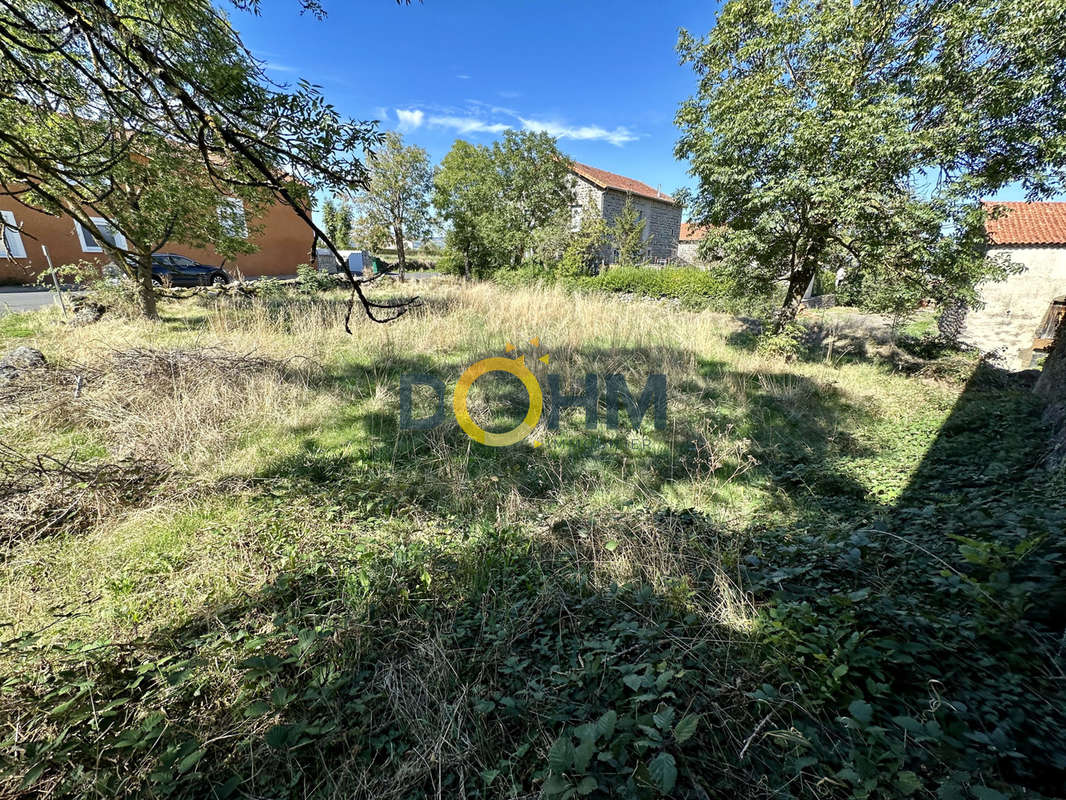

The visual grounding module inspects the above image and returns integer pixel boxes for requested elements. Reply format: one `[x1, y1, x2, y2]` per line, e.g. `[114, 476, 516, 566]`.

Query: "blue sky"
[234, 0, 715, 201]
[233, 0, 1039, 210]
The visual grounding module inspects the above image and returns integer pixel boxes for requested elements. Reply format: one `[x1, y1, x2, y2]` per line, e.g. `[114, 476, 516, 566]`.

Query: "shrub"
[296, 264, 336, 293]
[580, 266, 735, 309]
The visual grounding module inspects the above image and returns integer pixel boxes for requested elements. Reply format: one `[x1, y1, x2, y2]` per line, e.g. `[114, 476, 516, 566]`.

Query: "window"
[218, 198, 247, 238]
[75, 217, 126, 253]
[0, 210, 27, 258]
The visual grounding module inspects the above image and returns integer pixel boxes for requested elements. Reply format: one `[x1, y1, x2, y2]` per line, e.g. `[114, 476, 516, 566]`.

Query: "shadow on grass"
[251, 345, 878, 522]
[6, 328, 1065, 797]
[2, 515, 765, 798]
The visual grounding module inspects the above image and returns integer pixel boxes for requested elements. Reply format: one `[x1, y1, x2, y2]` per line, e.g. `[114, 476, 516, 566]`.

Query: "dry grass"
[0, 278, 985, 799]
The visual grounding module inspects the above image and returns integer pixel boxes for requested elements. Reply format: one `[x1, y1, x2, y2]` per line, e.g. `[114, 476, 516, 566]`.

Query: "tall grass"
[1, 279, 1060, 799]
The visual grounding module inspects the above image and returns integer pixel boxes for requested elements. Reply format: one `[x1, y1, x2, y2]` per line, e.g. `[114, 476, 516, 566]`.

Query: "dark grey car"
[150, 253, 231, 287]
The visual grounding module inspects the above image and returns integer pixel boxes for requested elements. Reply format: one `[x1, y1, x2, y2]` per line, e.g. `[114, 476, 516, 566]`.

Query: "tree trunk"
[463, 251, 471, 281]
[135, 251, 158, 319]
[1035, 311, 1066, 401]
[774, 234, 827, 332]
[393, 224, 406, 282]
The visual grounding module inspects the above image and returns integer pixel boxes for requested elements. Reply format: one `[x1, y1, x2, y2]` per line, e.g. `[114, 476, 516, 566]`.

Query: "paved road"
[0, 287, 66, 315]
[0, 272, 441, 317]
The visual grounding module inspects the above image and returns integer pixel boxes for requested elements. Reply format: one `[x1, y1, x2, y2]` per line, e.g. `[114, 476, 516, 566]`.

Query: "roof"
[680, 222, 707, 241]
[984, 201, 1066, 245]
[571, 161, 675, 204]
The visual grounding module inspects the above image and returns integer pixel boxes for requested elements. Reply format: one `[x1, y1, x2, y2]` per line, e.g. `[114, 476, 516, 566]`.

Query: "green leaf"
[652, 705, 675, 731]
[178, 748, 205, 773]
[20, 761, 46, 789]
[604, 540, 619, 551]
[896, 770, 921, 795]
[264, 724, 295, 749]
[548, 735, 574, 773]
[623, 673, 645, 691]
[576, 775, 598, 795]
[542, 774, 569, 797]
[673, 714, 700, 743]
[972, 788, 1008, 800]
[573, 739, 595, 772]
[648, 752, 677, 793]
[848, 699, 873, 724]
[596, 710, 618, 738]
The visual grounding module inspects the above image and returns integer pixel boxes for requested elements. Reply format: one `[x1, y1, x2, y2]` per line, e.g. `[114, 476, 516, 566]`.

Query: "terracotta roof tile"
[679, 222, 707, 241]
[984, 201, 1066, 245]
[571, 161, 675, 204]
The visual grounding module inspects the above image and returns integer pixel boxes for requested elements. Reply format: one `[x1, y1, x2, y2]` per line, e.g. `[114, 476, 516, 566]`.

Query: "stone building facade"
[568, 162, 681, 263]
[677, 222, 707, 264]
[955, 202, 1066, 368]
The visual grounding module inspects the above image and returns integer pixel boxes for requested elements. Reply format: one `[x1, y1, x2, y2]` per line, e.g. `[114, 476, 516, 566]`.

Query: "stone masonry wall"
[678, 240, 702, 264]
[960, 245, 1066, 368]
[601, 189, 681, 262]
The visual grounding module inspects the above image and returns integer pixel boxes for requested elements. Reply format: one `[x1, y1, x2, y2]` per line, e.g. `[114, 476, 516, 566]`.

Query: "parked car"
[147, 253, 231, 287]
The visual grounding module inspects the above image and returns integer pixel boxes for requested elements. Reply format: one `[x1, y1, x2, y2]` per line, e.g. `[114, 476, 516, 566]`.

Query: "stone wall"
[601, 190, 681, 262]
[569, 175, 604, 224]
[960, 245, 1066, 368]
[678, 240, 701, 264]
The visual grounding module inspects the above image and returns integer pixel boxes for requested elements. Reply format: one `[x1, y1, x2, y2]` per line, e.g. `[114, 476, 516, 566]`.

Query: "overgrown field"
[0, 281, 1063, 799]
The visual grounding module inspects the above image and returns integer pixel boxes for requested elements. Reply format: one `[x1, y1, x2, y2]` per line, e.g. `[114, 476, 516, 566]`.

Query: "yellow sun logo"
[453, 338, 549, 447]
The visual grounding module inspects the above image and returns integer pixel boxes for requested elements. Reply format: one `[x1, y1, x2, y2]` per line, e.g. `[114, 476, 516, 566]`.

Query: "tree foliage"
[675, 0, 1066, 326]
[0, 0, 414, 324]
[322, 198, 354, 249]
[434, 131, 573, 277]
[610, 196, 649, 268]
[351, 214, 390, 253]
[558, 210, 609, 278]
[350, 131, 434, 281]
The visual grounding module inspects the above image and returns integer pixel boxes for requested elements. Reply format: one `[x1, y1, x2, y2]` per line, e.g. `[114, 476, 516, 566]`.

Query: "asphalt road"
[0, 287, 65, 315]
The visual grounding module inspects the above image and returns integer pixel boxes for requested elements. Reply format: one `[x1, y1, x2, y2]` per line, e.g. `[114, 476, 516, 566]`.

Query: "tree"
[351, 214, 390, 253]
[61, 127, 266, 317]
[558, 210, 609, 278]
[434, 131, 573, 277]
[675, 0, 1066, 328]
[0, 0, 414, 325]
[322, 198, 354, 248]
[490, 131, 575, 269]
[610, 196, 649, 267]
[351, 132, 434, 282]
[433, 139, 495, 280]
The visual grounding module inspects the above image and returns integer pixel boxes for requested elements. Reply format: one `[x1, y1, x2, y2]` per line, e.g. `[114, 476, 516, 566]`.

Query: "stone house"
[678, 222, 709, 264]
[956, 202, 1066, 368]
[568, 161, 681, 263]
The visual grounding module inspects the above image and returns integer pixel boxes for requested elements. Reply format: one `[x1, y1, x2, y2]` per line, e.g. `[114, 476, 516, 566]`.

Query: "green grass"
[0, 281, 1063, 799]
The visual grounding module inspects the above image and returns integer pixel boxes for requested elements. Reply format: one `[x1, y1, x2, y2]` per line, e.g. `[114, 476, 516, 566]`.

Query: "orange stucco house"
[0, 196, 314, 284]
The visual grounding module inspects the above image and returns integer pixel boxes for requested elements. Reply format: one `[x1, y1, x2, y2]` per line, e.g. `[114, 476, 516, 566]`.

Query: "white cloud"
[428, 115, 510, 135]
[456, 74, 471, 80]
[265, 62, 298, 73]
[395, 108, 425, 131]
[498, 90, 521, 99]
[519, 118, 639, 147]
[396, 104, 639, 146]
